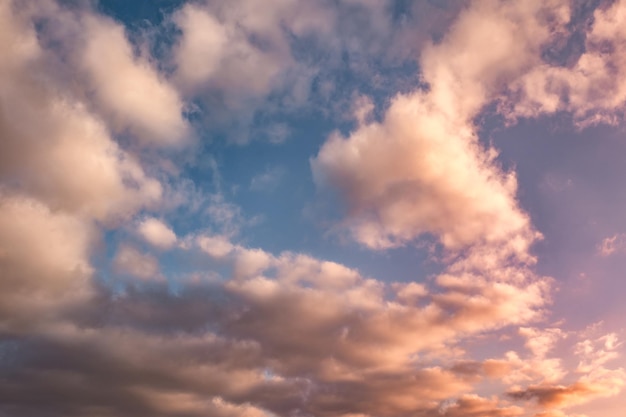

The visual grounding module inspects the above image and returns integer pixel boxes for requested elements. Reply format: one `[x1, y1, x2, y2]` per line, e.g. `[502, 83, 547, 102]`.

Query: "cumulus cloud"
[170, 0, 411, 142]
[0, 0, 164, 333]
[434, 395, 524, 417]
[170, 0, 323, 142]
[18, 0, 192, 147]
[197, 234, 236, 259]
[506, 329, 625, 414]
[172, 1, 292, 96]
[311, 0, 567, 253]
[312, 95, 533, 252]
[1, 0, 626, 416]
[0, 194, 94, 330]
[506, 0, 626, 126]
[113, 244, 162, 281]
[137, 217, 177, 250]
[77, 14, 191, 147]
[519, 327, 566, 359]
[0, 0, 162, 222]
[0, 230, 587, 416]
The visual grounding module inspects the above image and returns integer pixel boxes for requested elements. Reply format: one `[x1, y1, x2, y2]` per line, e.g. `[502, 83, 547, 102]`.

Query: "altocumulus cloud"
[0, 0, 625, 417]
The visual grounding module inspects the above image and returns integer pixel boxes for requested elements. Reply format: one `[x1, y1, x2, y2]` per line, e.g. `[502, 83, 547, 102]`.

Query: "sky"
[1, 0, 626, 416]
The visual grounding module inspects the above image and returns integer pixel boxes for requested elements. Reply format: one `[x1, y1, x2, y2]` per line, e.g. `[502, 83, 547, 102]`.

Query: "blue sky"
[1, 0, 626, 416]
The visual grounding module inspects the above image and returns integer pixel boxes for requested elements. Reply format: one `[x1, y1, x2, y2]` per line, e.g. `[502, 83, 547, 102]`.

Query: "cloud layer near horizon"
[0, 0, 625, 417]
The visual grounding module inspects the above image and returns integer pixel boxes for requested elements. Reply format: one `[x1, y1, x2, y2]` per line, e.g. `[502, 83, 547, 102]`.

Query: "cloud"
[597, 233, 626, 257]
[171, 1, 292, 97]
[0, 232, 556, 416]
[519, 327, 566, 359]
[0, 217, 618, 416]
[312, 95, 534, 252]
[575, 332, 622, 373]
[0, 194, 94, 330]
[0, 0, 162, 222]
[533, 411, 587, 417]
[170, 0, 312, 142]
[113, 244, 162, 281]
[197, 234, 236, 259]
[204, 194, 249, 237]
[507, 368, 625, 409]
[137, 218, 177, 250]
[169, 0, 409, 143]
[77, 14, 191, 147]
[311, 0, 566, 253]
[20, 0, 192, 147]
[1, 1, 626, 416]
[505, 0, 626, 126]
[434, 395, 524, 417]
[507, 331, 625, 412]
[249, 166, 285, 192]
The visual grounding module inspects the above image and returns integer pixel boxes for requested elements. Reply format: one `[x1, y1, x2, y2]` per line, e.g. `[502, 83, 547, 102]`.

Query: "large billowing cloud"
[1, 0, 625, 416]
[0, 0, 164, 331]
[0, 231, 619, 416]
[0, 1, 163, 221]
[0, 195, 94, 330]
[311, 0, 568, 253]
[0, 236, 549, 416]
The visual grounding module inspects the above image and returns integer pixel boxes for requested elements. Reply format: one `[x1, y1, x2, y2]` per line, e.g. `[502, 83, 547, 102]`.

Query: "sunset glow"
[1, 1, 625, 416]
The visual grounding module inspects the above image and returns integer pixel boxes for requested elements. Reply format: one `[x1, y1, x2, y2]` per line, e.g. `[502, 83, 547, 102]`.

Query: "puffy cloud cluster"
[78, 14, 191, 147]
[2, 228, 620, 416]
[0, 7, 161, 220]
[170, 0, 330, 141]
[507, 0, 626, 126]
[0, 195, 94, 331]
[170, 0, 433, 142]
[1, 0, 626, 416]
[0, 0, 173, 332]
[0, 235, 548, 416]
[312, 0, 568, 254]
[309, 0, 626, 415]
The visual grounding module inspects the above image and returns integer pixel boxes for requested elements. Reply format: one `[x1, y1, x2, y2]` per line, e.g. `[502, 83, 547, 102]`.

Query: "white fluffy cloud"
[78, 15, 191, 147]
[0, 195, 94, 329]
[137, 217, 177, 250]
[312, 0, 567, 254]
[1, 0, 626, 416]
[171, 1, 300, 106]
[0, 1, 162, 222]
[507, 0, 626, 126]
